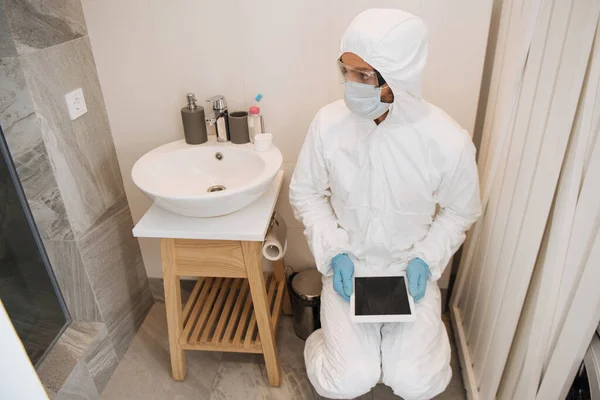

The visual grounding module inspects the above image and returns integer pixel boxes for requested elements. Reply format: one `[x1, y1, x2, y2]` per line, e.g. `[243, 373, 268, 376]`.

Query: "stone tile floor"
[102, 303, 466, 400]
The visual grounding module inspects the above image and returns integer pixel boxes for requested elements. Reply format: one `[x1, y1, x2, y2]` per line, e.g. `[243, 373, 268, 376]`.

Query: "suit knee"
[305, 332, 380, 398]
[383, 363, 452, 400]
[319, 362, 380, 399]
[341, 362, 381, 394]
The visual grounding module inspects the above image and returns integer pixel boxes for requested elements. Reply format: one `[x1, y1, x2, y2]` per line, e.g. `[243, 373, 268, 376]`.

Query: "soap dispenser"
[181, 93, 208, 145]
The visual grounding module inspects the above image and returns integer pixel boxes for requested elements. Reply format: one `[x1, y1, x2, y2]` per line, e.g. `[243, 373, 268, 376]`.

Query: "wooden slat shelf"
[179, 274, 285, 353]
[160, 236, 291, 386]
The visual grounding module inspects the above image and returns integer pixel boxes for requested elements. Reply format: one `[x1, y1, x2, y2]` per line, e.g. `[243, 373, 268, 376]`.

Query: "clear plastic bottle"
[248, 106, 264, 143]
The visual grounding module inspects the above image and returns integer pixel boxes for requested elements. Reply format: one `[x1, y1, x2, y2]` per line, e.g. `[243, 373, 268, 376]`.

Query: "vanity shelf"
[179, 275, 285, 353]
[133, 172, 289, 386]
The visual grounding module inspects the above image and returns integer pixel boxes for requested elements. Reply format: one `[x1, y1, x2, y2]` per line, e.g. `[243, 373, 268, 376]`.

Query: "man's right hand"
[331, 254, 354, 301]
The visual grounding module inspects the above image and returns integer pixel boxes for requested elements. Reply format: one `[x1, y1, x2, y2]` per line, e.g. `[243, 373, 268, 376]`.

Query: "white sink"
[132, 138, 282, 217]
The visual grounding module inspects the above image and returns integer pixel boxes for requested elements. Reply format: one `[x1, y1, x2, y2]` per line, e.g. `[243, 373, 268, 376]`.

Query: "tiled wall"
[0, 0, 152, 391]
[82, 0, 493, 283]
[38, 321, 119, 398]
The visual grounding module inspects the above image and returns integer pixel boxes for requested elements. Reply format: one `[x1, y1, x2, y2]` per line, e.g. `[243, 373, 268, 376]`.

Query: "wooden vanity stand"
[133, 172, 291, 386]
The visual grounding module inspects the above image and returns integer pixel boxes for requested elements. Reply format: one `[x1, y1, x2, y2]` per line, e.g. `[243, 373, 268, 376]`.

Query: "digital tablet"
[350, 272, 416, 323]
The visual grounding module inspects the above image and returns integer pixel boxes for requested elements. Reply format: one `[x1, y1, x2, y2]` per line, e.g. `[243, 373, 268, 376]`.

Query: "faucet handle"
[206, 95, 227, 111]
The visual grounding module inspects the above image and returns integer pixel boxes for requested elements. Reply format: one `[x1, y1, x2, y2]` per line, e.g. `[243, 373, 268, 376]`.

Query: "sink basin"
[132, 139, 282, 217]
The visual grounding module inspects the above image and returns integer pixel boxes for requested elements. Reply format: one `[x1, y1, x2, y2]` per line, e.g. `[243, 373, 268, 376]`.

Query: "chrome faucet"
[205, 95, 229, 142]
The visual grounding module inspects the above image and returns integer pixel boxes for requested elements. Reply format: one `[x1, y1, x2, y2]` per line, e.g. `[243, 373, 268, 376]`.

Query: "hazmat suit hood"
[341, 9, 429, 120]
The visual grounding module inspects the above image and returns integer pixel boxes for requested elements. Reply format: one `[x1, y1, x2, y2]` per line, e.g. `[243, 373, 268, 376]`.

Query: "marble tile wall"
[3, 0, 87, 55]
[55, 362, 100, 400]
[19, 36, 124, 237]
[38, 321, 106, 397]
[44, 240, 100, 321]
[0, 56, 73, 241]
[83, 324, 119, 393]
[0, 2, 17, 57]
[0, 0, 152, 393]
[1, 52, 99, 324]
[77, 195, 153, 359]
[38, 320, 117, 399]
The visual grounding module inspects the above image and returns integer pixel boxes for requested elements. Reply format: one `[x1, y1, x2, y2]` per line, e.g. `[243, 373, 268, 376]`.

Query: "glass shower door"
[0, 127, 69, 366]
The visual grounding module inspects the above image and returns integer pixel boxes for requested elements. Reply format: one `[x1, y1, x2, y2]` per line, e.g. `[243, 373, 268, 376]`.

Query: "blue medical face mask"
[344, 81, 391, 120]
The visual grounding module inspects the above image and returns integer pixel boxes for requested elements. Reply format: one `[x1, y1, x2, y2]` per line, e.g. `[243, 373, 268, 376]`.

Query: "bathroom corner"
[0, 0, 152, 396]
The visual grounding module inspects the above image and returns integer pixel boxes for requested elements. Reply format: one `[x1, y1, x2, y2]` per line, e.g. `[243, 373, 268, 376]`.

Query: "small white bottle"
[248, 106, 264, 143]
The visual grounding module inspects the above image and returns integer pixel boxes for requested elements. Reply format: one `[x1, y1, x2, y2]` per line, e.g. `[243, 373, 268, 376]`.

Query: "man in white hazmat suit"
[289, 9, 482, 400]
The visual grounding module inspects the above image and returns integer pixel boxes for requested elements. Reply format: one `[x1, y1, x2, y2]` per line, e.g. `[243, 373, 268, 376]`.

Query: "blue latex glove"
[407, 258, 430, 302]
[331, 254, 354, 301]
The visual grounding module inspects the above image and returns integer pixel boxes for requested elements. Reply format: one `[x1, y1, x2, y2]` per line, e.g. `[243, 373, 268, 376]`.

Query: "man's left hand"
[406, 258, 429, 302]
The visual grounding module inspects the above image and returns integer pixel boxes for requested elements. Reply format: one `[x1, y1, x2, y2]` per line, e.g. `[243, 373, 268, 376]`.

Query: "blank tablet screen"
[354, 276, 411, 316]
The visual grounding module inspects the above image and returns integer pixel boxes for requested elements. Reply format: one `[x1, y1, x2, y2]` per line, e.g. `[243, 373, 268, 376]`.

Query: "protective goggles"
[337, 57, 386, 87]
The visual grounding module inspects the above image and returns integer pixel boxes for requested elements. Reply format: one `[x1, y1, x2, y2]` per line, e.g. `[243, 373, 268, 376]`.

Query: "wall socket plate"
[64, 88, 87, 120]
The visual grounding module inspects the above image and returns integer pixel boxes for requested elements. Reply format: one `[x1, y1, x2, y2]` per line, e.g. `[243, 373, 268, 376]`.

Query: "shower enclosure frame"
[0, 124, 71, 367]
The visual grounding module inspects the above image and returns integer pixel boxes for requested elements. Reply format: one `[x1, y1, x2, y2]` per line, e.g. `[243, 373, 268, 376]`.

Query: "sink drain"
[207, 185, 226, 193]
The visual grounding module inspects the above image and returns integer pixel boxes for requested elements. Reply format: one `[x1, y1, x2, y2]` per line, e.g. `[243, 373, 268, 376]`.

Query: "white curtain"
[450, 0, 600, 398]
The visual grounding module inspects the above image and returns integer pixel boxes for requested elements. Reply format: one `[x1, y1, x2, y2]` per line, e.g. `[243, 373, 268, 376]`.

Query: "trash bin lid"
[291, 269, 322, 301]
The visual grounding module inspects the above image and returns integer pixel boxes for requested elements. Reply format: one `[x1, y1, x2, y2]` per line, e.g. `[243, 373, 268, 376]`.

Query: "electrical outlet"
[64, 88, 87, 120]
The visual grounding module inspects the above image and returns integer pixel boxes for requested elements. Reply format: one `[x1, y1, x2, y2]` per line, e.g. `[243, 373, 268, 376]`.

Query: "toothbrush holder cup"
[228, 111, 250, 144]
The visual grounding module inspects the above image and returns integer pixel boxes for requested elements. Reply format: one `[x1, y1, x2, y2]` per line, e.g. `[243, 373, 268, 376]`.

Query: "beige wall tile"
[285, 228, 316, 271]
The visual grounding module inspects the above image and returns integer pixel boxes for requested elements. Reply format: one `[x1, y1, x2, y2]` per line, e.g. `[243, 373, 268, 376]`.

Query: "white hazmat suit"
[289, 9, 482, 400]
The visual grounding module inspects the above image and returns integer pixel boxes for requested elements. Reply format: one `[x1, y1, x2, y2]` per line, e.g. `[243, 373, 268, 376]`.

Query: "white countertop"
[133, 171, 284, 241]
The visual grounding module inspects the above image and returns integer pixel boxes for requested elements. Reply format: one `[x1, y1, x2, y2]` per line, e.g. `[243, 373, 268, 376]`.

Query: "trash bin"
[288, 269, 322, 340]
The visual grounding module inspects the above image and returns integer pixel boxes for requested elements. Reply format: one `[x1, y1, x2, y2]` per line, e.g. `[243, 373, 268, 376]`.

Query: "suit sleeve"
[289, 113, 353, 276]
[410, 137, 482, 280]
